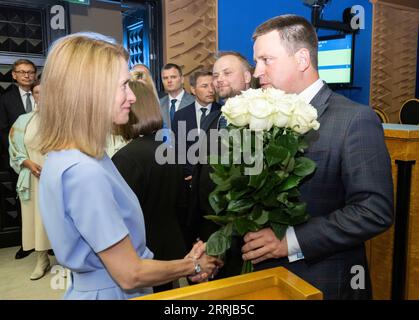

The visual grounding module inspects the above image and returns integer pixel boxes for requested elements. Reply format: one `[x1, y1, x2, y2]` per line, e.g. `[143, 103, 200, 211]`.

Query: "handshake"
[184, 240, 224, 283]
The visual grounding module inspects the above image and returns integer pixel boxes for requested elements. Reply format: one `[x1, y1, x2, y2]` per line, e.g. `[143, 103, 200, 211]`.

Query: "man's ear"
[190, 86, 196, 96]
[295, 48, 311, 72]
[12, 71, 17, 81]
[244, 70, 252, 85]
[181, 75, 185, 85]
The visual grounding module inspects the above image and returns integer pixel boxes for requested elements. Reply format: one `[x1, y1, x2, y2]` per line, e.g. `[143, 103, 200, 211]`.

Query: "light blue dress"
[39, 149, 154, 299]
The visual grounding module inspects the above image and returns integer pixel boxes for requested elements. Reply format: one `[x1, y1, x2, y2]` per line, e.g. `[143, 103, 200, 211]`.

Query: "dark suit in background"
[0, 85, 26, 159]
[255, 85, 394, 299]
[159, 91, 195, 129]
[112, 134, 188, 292]
[172, 102, 221, 178]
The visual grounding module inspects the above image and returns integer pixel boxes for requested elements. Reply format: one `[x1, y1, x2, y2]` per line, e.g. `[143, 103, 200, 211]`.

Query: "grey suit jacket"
[256, 84, 394, 299]
[159, 91, 195, 129]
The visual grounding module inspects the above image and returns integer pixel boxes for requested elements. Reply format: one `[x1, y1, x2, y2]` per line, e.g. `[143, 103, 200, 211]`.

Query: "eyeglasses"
[14, 70, 36, 76]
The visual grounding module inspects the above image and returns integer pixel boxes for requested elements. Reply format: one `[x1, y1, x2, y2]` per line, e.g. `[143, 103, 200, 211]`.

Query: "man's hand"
[22, 159, 42, 178]
[241, 228, 288, 264]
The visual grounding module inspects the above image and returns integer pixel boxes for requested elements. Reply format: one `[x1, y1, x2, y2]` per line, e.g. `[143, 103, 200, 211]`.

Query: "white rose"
[271, 94, 298, 127]
[288, 100, 320, 134]
[247, 97, 275, 131]
[222, 95, 250, 127]
[264, 87, 286, 102]
[241, 88, 264, 99]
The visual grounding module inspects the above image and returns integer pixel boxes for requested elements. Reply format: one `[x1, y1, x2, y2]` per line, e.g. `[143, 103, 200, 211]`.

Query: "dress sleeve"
[62, 161, 130, 253]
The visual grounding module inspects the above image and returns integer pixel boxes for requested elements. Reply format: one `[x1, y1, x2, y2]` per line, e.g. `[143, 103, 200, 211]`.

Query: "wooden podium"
[133, 267, 322, 300]
[367, 124, 419, 299]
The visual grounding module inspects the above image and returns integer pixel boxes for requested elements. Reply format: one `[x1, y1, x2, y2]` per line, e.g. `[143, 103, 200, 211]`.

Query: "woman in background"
[112, 72, 189, 292]
[9, 79, 51, 280]
[37, 32, 222, 300]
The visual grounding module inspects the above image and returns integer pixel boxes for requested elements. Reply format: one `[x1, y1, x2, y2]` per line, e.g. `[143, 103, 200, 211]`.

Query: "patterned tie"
[169, 99, 177, 123]
[200, 107, 208, 127]
[25, 92, 32, 113]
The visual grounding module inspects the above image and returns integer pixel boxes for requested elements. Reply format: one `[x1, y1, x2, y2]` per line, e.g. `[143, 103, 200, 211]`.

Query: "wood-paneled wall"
[162, 0, 217, 91]
[369, 0, 419, 123]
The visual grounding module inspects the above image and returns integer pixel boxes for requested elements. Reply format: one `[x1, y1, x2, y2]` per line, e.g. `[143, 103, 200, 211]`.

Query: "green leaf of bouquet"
[227, 198, 254, 213]
[265, 144, 289, 167]
[289, 202, 307, 217]
[276, 134, 299, 158]
[298, 138, 309, 152]
[277, 192, 292, 207]
[261, 188, 281, 207]
[204, 214, 234, 225]
[206, 229, 231, 256]
[293, 157, 316, 177]
[208, 191, 227, 214]
[278, 175, 302, 192]
[231, 175, 250, 190]
[284, 157, 295, 173]
[248, 169, 268, 189]
[289, 213, 310, 225]
[233, 218, 260, 236]
[253, 210, 269, 225]
[268, 208, 291, 224]
[270, 222, 287, 240]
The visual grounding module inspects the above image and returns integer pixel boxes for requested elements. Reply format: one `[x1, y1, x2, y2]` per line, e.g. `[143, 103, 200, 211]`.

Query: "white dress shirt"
[19, 87, 35, 112]
[168, 89, 186, 112]
[194, 101, 212, 131]
[286, 78, 324, 263]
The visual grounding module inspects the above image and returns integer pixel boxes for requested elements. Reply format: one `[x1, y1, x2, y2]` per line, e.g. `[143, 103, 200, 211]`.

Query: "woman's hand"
[22, 160, 42, 178]
[185, 241, 224, 282]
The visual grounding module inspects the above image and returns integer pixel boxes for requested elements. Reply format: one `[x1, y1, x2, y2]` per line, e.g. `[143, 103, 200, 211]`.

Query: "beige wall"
[69, 0, 123, 43]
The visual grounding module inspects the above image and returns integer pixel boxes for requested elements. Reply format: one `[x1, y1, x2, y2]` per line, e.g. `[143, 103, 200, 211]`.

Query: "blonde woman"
[9, 79, 51, 280]
[37, 32, 222, 300]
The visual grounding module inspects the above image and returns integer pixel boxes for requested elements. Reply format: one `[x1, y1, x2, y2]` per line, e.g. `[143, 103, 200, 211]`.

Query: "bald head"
[212, 53, 252, 99]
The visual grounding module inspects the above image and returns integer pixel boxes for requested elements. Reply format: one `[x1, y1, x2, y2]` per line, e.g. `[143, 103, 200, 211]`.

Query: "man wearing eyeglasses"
[0, 58, 37, 260]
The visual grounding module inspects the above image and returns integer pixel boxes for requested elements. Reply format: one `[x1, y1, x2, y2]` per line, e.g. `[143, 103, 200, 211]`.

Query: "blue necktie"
[170, 99, 177, 123]
[200, 107, 208, 127]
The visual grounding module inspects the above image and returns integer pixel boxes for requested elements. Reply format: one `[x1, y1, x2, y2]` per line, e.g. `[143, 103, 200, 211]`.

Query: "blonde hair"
[38, 32, 128, 158]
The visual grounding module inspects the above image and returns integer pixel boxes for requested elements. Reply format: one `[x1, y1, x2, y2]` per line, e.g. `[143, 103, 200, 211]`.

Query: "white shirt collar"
[18, 86, 31, 97]
[169, 89, 185, 103]
[195, 101, 212, 113]
[298, 78, 324, 104]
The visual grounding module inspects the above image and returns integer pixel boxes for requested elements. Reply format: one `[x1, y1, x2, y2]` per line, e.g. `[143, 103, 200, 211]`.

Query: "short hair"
[129, 80, 163, 136]
[189, 69, 213, 88]
[214, 51, 253, 72]
[161, 63, 183, 76]
[252, 15, 319, 69]
[38, 32, 129, 158]
[12, 59, 37, 73]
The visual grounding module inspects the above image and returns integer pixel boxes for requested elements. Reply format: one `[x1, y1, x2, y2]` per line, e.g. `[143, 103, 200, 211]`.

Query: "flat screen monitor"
[318, 33, 354, 87]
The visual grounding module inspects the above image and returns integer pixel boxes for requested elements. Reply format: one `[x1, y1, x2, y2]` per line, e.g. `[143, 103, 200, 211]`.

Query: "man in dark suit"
[159, 63, 195, 129]
[241, 15, 393, 300]
[188, 53, 254, 276]
[0, 58, 37, 260]
[172, 70, 220, 180]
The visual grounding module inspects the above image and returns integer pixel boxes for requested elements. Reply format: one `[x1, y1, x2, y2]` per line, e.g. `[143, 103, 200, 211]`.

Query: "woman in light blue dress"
[37, 32, 222, 300]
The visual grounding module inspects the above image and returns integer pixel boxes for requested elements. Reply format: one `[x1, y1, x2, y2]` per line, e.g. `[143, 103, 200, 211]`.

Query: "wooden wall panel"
[369, 0, 419, 123]
[163, 0, 217, 91]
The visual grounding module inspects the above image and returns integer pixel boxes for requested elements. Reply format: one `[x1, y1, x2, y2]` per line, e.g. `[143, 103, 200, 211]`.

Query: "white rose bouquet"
[205, 88, 320, 273]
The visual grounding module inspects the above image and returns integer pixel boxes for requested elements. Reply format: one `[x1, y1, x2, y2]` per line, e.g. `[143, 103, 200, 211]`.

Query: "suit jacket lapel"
[201, 103, 221, 133]
[309, 83, 333, 118]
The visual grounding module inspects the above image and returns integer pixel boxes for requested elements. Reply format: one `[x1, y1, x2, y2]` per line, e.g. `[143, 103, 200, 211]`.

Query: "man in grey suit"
[159, 63, 195, 129]
[241, 15, 393, 299]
